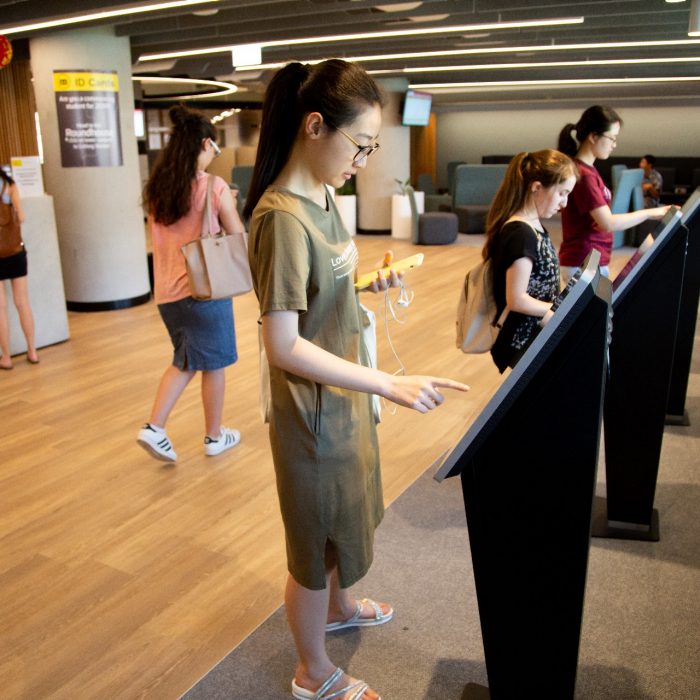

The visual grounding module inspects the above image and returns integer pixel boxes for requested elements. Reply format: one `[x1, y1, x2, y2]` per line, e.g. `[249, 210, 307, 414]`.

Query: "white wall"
[436, 105, 700, 190]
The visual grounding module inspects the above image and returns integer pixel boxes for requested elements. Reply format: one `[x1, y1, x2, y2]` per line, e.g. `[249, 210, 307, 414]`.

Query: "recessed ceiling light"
[375, 2, 423, 11]
[407, 14, 449, 22]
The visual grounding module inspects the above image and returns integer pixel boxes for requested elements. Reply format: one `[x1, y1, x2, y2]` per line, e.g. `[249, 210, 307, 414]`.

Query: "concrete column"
[357, 78, 410, 233]
[30, 26, 150, 309]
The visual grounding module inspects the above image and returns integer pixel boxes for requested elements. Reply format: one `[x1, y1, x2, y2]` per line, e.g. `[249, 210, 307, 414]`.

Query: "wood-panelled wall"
[410, 112, 437, 189]
[0, 59, 39, 165]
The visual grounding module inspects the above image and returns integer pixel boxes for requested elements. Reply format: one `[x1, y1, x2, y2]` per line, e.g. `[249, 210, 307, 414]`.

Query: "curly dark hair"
[143, 104, 217, 225]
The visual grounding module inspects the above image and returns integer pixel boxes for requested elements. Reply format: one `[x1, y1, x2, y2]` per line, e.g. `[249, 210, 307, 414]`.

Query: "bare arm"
[505, 257, 553, 318]
[589, 203, 671, 232]
[218, 187, 246, 234]
[643, 181, 660, 200]
[262, 310, 469, 413]
[10, 184, 25, 224]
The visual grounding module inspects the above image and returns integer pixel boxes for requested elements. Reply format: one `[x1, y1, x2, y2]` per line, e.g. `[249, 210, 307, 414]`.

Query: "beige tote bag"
[181, 175, 253, 300]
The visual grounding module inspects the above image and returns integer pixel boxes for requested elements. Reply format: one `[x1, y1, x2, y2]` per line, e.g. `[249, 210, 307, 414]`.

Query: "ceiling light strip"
[133, 75, 237, 100]
[138, 16, 584, 61]
[231, 39, 700, 72]
[403, 57, 700, 73]
[411, 76, 700, 90]
[1, 0, 219, 35]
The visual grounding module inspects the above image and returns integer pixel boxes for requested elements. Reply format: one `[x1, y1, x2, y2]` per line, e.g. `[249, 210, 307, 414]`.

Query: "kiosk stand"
[665, 188, 700, 425]
[595, 210, 686, 541]
[435, 252, 611, 699]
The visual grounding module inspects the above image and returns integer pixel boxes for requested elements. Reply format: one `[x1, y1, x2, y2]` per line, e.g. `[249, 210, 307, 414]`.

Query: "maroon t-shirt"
[559, 159, 613, 267]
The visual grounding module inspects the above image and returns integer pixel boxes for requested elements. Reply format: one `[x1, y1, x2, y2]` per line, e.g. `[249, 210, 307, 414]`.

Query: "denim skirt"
[158, 296, 237, 371]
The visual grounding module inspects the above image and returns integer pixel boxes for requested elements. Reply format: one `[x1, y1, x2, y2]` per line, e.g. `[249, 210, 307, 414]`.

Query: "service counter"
[5, 194, 69, 356]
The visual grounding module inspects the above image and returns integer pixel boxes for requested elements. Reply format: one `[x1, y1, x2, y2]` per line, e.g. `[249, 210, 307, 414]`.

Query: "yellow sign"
[53, 71, 119, 92]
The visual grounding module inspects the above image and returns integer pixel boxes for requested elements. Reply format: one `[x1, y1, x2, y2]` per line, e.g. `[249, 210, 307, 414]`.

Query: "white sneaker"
[204, 427, 241, 456]
[137, 423, 177, 462]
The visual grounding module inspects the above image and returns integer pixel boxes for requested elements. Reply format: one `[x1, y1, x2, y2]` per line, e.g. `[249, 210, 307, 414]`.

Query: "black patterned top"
[490, 220, 560, 373]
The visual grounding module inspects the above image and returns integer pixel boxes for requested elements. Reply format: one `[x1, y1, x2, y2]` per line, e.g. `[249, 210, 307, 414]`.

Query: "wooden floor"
[0, 229, 632, 699]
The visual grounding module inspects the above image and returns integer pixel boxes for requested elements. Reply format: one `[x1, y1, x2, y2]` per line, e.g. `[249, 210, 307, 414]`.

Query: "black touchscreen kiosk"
[666, 187, 700, 424]
[599, 209, 685, 542]
[434, 251, 611, 699]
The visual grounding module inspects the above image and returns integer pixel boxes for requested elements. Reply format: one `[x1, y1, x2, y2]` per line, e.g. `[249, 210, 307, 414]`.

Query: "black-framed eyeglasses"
[336, 127, 380, 164]
[598, 133, 617, 146]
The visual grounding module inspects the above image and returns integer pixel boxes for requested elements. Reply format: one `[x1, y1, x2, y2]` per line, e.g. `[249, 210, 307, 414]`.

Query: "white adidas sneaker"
[137, 423, 177, 462]
[204, 427, 241, 456]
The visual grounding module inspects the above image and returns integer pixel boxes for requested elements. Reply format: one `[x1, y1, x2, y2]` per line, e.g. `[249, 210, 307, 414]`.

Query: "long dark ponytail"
[143, 104, 216, 225]
[243, 59, 383, 219]
[557, 105, 622, 158]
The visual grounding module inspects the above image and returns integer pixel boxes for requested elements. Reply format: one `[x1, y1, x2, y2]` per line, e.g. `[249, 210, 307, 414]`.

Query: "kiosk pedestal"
[595, 211, 686, 542]
[436, 254, 611, 699]
[665, 188, 700, 426]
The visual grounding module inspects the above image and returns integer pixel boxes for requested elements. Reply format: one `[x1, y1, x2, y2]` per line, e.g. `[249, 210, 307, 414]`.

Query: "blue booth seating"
[440, 164, 508, 233]
[610, 168, 644, 248]
[406, 185, 458, 245]
[231, 165, 254, 218]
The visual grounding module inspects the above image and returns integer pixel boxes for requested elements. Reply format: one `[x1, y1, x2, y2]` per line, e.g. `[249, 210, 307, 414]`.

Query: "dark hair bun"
[169, 104, 206, 131]
[168, 104, 188, 126]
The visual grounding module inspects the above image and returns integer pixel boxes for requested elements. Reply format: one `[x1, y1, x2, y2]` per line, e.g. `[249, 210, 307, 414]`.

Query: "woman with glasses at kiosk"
[557, 105, 671, 284]
[244, 59, 468, 700]
[137, 105, 245, 463]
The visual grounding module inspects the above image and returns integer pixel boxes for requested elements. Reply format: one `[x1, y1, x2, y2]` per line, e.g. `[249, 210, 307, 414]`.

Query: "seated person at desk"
[640, 154, 662, 207]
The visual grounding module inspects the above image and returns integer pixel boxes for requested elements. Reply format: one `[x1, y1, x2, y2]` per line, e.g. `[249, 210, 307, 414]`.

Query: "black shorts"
[0, 249, 27, 280]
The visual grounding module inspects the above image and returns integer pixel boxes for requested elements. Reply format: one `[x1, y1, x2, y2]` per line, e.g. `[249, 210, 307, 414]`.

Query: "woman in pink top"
[557, 105, 670, 284]
[137, 105, 246, 463]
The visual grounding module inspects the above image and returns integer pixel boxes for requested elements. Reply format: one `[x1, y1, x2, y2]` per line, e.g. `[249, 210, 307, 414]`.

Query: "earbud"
[397, 298, 410, 308]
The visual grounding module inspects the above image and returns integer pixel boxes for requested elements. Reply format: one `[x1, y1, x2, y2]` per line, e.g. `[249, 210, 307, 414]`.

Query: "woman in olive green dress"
[245, 59, 468, 700]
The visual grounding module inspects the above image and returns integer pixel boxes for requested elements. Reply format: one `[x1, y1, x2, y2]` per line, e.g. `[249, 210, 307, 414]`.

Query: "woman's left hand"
[365, 250, 404, 293]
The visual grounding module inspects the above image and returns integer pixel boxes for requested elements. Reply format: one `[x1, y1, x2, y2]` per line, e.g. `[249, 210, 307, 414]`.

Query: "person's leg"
[286, 574, 334, 684]
[0, 282, 12, 368]
[286, 571, 379, 700]
[11, 276, 38, 362]
[326, 569, 393, 625]
[148, 365, 195, 427]
[138, 364, 193, 462]
[200, 368, 239, 455]
[201, 368, 225, 438]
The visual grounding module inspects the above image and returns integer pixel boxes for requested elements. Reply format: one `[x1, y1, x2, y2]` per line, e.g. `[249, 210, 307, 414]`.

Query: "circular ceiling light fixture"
[133, 75, 237, 100]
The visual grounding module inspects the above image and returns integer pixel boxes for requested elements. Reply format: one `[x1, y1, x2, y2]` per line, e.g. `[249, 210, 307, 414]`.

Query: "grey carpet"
[183, 365, 700, 699]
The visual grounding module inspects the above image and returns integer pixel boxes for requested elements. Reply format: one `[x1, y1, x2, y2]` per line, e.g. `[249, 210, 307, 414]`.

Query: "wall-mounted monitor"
[401, 89, 432, 126]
